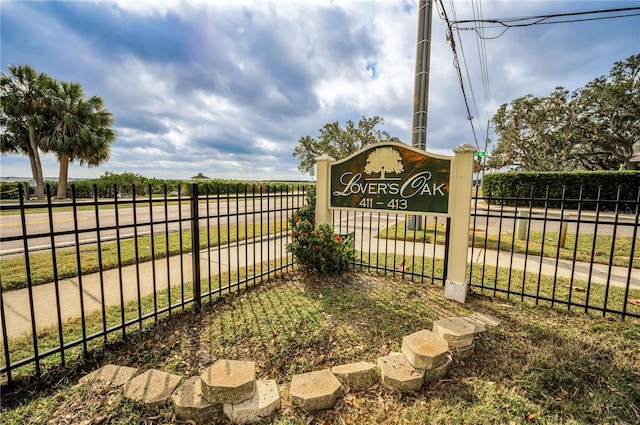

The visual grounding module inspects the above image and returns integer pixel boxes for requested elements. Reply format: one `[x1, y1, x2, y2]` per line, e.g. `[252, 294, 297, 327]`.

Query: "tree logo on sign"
[364, 147, 404, 179]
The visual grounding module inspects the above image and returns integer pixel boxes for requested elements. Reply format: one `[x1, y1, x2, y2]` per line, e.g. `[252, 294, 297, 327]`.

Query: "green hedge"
[0, 181, 32, 200]
[482, 171, 640, 211]
[192, 180, 310, 196]
[2, 175, 312, 201]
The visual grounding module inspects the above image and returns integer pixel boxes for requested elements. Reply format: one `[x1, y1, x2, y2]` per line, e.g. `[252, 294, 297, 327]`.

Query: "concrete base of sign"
[444, 280, 468, 303]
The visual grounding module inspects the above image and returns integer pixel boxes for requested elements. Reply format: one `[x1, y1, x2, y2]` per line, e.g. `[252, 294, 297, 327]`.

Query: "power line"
[436, 0, 482, 151]
[449, 0, 486, 146]
[451, 6, 640, 39]
[434, 3, 639, 152]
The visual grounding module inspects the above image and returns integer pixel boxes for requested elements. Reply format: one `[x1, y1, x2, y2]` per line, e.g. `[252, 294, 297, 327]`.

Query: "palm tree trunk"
[28, 124, 45, 199]
[57, 154, 70, 199]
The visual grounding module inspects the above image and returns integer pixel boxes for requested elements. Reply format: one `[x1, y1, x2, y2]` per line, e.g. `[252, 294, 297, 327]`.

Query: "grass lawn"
[1, 269, 638, 424]
[0, 221, 287, 291]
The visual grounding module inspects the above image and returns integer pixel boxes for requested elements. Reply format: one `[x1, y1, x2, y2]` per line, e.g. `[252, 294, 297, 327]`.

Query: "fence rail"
[1, 182, 638, 387]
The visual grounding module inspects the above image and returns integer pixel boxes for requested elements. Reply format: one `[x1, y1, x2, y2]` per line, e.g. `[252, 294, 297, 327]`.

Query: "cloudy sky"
[1, 0, 638, 181]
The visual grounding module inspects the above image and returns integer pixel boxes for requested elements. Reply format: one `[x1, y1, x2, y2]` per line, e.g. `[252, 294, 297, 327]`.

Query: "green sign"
[330, 143, 451, 214]
[474, 151, 487, 157]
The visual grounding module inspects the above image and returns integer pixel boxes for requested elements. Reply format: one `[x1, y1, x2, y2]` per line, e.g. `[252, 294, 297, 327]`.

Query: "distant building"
[191, 173, 211, 180]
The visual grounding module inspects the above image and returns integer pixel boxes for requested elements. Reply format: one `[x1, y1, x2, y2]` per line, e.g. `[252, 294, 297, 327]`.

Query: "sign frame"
[329, 142, 453, 217]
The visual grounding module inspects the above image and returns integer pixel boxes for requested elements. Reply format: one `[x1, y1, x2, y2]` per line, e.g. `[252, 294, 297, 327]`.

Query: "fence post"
[558, 215, 569, 249]
[444, 143, 476, 303]
[315, 154, 334, 225]
[516, 210, 529, 240]
[190, 183, 201, 312]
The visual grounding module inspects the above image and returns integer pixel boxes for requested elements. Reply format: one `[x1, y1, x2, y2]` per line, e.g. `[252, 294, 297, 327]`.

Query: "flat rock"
[433, 317, 475, 348]
[424, 354, 452, 383]
[172, 376, 222, 422]
[79, 364, 139, 387]
[377, 352, 425, 393]
[451, 341, 475, 359]
[223, 379, 280, 424]
[201, 359, 256, 404]
[471, 312, 501, 327]
[123, 369, 182, 406]
[459, 316, 487, 333]
[401, 329, 449, 370]
[332, 361, 379, 390]
[290, 369, 342, 411]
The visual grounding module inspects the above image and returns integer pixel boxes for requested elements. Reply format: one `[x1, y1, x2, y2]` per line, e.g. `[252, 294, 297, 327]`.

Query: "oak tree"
[293, 115, 401, 175]
[489, 54, 639, 171]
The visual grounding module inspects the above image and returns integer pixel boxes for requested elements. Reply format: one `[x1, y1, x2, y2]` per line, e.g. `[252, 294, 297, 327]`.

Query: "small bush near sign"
[286, 187, 356, 275]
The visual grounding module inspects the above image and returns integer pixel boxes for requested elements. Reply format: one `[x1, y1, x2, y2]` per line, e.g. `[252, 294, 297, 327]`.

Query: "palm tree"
[0, 65, 55, 199]
[43, 81, 116, 199]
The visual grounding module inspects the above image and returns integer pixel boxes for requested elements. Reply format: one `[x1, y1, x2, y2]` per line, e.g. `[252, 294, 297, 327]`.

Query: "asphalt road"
[0, 197, 636, 257]
[0, 195, 304, 256]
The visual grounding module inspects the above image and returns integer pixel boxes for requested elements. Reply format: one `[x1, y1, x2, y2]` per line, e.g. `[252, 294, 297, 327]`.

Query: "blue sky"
[1, 0, 639, 181]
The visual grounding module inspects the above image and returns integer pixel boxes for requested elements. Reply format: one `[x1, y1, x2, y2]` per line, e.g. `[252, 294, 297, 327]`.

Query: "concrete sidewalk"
[2, 233, 638, 342]
[1, 235, 290, 342]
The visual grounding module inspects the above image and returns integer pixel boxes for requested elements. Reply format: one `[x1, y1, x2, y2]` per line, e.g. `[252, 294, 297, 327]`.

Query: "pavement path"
[2, 231, 637, 342]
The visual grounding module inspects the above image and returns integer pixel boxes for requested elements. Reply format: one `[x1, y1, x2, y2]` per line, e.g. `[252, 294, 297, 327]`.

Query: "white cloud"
[1, 0, 638, 180]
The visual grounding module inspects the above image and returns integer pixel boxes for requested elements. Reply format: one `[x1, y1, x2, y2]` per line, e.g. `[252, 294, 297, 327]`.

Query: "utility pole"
[408, 0, 433, 230]
[411, 0, 433, 151]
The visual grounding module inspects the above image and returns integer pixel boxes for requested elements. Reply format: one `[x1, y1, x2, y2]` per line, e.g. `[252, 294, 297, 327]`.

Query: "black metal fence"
[0, 183, 305, 386]
[1, 181, 639, 386]
[329, 209, 450, 285]
[468, 185, 640, 319]
[326, 185, 639, 320]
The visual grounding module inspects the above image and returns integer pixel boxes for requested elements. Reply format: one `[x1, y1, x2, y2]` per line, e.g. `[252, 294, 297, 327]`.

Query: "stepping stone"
[172, 376, 222, 422]
[401, 329, 449, 370]
[451, 342, 475, 359]
[123, 369, 182, 406]
[332, 361, 378, 390]
[433, 317, 475, 348]
[459, 316, 487, 333]
[223, 379, 280, 424]
[290, 368, 342, 411]
[201, 359, 256, 404]
[424, 354, 452, 383]
[471, 313, 501, 327]
[377, 352, 425, 393]
[79, 364, 139, 387]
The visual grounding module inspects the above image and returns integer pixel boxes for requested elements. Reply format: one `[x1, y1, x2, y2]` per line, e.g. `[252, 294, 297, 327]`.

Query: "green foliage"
[0, 65, 55, 199]
[286, 221, 356, 275]
[292, 115, 401, 174]
[194, 179, 309, 196]
[489, 54, 640, 171]
[1, 173, 312, 200]
[482, 170, 640, 210]
[286, 186, 355, 275]
[0, 182, 31, 200]
[41, 80, 116, 199]
[1, 65, 116, 199]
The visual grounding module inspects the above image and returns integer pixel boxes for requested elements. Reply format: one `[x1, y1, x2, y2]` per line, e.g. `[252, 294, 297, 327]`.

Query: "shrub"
[0, 182, 30, 200]
[482, 171, 640, 211]
[286, 186, 356, 275]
